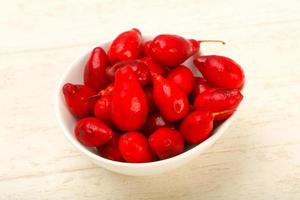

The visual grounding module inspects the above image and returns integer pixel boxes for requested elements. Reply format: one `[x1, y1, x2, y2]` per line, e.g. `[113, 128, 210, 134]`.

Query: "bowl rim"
[54, 43, 239, 169]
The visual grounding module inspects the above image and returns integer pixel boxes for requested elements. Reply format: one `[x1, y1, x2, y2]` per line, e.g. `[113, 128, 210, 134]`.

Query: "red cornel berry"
[84, 47, 110, 91]
[149, 34, 199, 67]
[119, 132, 154, 163]
[149, 127, 184, 159]
[179, 111, 213, 144]
[194, 88, 243, 121]
[62, 83, 97, 118]
[111, 67, 148, 131]
[167, 65, 195, 94]
[108, 28, 142, 63]
[74, 117, 113, 147]
[152, 73, 189, 121]
[194, 55, 245, 90]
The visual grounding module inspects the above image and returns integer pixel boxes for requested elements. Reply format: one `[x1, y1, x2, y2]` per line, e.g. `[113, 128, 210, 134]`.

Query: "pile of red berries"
[62, 28, 244, 163]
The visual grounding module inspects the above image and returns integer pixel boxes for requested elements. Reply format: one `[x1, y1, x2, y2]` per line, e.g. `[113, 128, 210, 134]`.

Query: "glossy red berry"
[140, 57, 168, 76]
[97, 133, 124, 162]
[149, 34, 199, 67]
[108, 28, 142, 63]
[167, 65, 195, 94]
[106, 59, 150, 86]
[179, 111, 213, 144]
[152, 73, 189, 121]
[62, 83, 97, 118]
[84, 47, 110, 91]
[74, 117, 113, 147]
[111, 67, 148, 131]
[149, 127, 184, 159]
[194, 88, 243, 121]
[194, 55, 245, 89]
[142, 113, 173, 135]
[143, 40, 152, 57]
[119, 131, 154, 163]
[190, 77, 211, 102]
[94, 95, 113, 126]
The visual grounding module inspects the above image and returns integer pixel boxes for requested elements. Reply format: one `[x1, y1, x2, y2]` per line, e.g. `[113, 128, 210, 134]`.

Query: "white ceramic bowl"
[54, 37, 239, 176]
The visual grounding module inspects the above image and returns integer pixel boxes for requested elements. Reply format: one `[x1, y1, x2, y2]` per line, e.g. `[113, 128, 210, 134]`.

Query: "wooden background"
[0, 0, 299, 199]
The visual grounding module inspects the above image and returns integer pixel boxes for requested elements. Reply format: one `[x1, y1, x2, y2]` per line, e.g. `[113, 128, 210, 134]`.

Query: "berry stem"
[85, 93, 101, 100]
[212, 109, 236, 117]
[85, 84, 114, 100]
[198, 40, 226, 45]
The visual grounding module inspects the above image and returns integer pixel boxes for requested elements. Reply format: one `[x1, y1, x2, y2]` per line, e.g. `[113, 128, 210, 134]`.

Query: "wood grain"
[0, 0, 299, 199]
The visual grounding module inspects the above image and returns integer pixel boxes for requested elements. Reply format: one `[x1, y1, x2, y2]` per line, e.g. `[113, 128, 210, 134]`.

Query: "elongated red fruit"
[152, 73, 189, 121]
[111, 67, 148, 131]
[149, 34, 199, 67]
[108, 28, 142, 63]
[194, 55, 245, 89]
[167, 65, 195, 94]
[119, 131, 154, 163]
[84, 47, 110, 91]
[149, 127, 184, 159]
[74, 117, 113, 147]
[62, 83, 97, 118]
[194, 88, 243, 121]
[179, 111, 213, 144]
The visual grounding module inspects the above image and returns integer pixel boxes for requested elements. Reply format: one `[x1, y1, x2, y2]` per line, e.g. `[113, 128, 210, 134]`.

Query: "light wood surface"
[0, 0, 299, 199]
